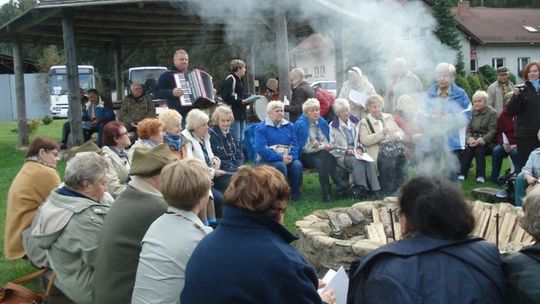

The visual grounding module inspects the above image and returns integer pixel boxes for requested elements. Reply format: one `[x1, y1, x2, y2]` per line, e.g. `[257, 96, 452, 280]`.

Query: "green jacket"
[119, 94, 156, 128]
[466, 105, 498, 146]
[23, 189, 109, 304]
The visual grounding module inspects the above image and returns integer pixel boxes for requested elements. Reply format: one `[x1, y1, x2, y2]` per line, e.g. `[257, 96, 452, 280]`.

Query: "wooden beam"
[62, 10, 83, 146]
[274, 6, 291, 101]
[114, 42, 123, 100]
[12, 35, 28, 146]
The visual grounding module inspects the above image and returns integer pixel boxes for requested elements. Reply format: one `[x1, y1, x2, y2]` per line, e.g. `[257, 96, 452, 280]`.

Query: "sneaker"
[496, 188, 508, 199]
[476, 176, 485, 184]
[458, 175, 465, 181]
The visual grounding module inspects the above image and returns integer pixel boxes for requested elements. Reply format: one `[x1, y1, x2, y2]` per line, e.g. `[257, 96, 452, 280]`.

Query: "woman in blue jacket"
[255, 101, 303, 201]
[348, 176, 506, 304]
[295, 98, 351, 202]
[182, 165, 335, 304]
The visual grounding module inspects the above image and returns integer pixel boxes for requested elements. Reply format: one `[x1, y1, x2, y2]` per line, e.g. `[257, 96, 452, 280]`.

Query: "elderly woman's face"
[437, 74, 451, 89]
[39, 148, 59, 168]
[218, 115, 232, 132]
[84, 174, 107, 202]
[268, 106, 284, 123]
[472, 97, 487, 112]
[306, 107, 320, 122]
[368, 102, 382, 118]
[194, 123, 209, 138]
[166, 121, 182, 136]
[348, 70, 360, 83]
[337, 108, 350, 122]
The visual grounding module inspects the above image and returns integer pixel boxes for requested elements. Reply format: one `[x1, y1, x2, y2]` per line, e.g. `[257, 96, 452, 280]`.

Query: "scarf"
[530, 79, 540, 91]
[164, 133, 182, 151]
[26, 156, 55, 169]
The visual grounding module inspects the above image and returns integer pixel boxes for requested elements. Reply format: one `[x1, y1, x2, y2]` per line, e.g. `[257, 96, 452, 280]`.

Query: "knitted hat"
[130, 144, 177, 177]
[349, 66, 363, 76]
[67, 140, 102, 159]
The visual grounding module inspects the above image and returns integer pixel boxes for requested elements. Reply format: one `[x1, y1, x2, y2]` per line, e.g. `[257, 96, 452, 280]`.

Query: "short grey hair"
[174, 49, 188, 57]
[302, 98, 320, 115]
[332, 98, 350, 115]
[472, 90, 489, 102]
[365, 94, 384, 109]
[520, 192, 540, 241]
[395, 95, 413, 112]
[211, 105, 234, 124]
[64, 152, 108, 191]
[230, 59, 246, 73]
[267, 100, 284, 114]
[130, 82, 142, 90]
[185, 109, 209, 131]
[290, 68, 304, 81]
[435, 62, 456, 82]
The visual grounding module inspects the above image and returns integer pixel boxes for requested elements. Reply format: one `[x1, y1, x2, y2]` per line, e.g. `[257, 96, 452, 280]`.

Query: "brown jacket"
[4, 161, 60, 260]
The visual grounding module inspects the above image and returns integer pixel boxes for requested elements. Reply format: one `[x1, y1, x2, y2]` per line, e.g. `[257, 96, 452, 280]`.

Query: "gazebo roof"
[0, 0, 312, 48]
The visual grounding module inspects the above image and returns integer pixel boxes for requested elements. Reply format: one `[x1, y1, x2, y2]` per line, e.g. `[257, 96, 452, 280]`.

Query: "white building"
[289, 33, 336, 83]
[453, 1, 540, 81]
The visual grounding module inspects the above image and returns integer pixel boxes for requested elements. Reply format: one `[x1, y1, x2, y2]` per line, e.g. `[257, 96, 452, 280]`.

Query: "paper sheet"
[354, 150, 374, 162]
[348, 89, 367, 107]
[318, 266, 349, 304]
[283, 95, 290, 105]
[502, 132, 510, 145]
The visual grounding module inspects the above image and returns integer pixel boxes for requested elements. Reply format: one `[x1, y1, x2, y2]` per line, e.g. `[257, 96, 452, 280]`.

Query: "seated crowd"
[4, 60, 540, 304]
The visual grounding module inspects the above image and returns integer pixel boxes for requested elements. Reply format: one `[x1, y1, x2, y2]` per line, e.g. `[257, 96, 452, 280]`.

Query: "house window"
[402, 27, 412, 40]
[314, 66, 320, 78]
[470, 58, 478, 72]
[303, 68, 308, 76]
[320, 65, 326, 77]
[492, 58, 505, 69]
[419, 27, 429, 39]
[518, 57, 530, 77]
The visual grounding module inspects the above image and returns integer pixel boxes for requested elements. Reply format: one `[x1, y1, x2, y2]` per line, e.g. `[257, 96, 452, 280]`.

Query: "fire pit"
[294, 199, 533, 275]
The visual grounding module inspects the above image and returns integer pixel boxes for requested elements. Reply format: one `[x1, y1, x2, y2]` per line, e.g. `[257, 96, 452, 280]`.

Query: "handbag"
[366, 118, 407, 158]
[0, 268, 55, 304]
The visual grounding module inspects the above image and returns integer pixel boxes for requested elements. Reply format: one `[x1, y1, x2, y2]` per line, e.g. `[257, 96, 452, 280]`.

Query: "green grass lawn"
[0, 119, 511, 285]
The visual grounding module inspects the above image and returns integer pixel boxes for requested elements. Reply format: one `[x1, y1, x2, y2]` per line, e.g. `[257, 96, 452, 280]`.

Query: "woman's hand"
[323, 144, 333, 151]
[513, 87, 521, 96]
[346, 149, 354, 156]
[320, 288, 335, 304]
[211, 157, 221, 170]
[283, 155, 292, 164]
[312, 140, 321, 148]
[525, 174, 538, 185]
[355, 147, 364, 155]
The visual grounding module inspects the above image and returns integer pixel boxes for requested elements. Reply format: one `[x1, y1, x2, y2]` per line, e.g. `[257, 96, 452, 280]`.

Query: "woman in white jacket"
[182, 109, 225, 227]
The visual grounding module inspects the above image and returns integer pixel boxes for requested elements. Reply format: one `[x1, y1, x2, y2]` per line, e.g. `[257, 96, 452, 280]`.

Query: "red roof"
[452, 5, 540, 45]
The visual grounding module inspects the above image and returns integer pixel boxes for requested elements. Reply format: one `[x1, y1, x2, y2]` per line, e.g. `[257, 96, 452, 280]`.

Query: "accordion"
[174, 69, 215, 109]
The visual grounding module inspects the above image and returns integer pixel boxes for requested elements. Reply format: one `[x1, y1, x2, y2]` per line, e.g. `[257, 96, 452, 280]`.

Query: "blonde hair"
[230, 59, 246, 72]
[472, 90, 489, 103]
[302, 98, 320, 115]
[160, 158, 211, 211]
[159, 109, 182, 133]
[211, 106, 234, 124]
[185, 109, 209, 131]
[365, 94, 384, 109]
[520, 192, 540, 240]
[395, 95, 413, 112]
[224, 165, 290, 220]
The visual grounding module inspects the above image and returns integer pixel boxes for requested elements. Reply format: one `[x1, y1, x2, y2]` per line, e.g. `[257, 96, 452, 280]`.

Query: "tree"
[432, 0, 465, 75]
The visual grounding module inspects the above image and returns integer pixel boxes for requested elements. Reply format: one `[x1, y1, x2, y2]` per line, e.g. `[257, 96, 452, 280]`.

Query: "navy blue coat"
[348, 234, 506, 304]
[209, 125, 243, 172]
[181, 205, 323, 304]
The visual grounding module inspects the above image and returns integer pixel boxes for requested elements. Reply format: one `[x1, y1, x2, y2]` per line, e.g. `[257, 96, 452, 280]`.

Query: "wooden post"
[274, 6, 291, 100]
[246, 44, 255, 94]
[62, 10, 83, 146]
[334, 26, 345, 95]
[12, 36, 28, 146]
[114, 42, 123, 100]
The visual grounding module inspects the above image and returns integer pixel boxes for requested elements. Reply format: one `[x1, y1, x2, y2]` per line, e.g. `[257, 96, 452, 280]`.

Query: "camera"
[472, 132, 481, 139]
[516, 84, 526, 92]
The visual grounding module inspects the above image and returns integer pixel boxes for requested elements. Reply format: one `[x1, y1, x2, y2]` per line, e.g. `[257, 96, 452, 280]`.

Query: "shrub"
[456, 75, 473, 98]
[41, 115, 53, 125]
[27, 119, 40, 134]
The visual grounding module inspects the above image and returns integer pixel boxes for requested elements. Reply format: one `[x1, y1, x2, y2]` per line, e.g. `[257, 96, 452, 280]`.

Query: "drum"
[246, 95, 269, 123]
[253, 95, 269, 122]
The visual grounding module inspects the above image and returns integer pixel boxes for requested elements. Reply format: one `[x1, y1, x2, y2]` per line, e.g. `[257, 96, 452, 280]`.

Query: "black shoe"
[322, 192, 332, 202]
[337, 184, 353, 199]
[60, 143, 67, 150]
[352, 185, 367, 200]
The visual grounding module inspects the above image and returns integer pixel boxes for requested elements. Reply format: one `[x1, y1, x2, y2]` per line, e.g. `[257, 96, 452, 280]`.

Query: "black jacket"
[154, 67, 193, 117]
[503, 242, 540, 304]
[221, 73, 248, 121]
[348, 234, 506, 304]
[506, 82, 540, 138]
[286, 81, 314, 123]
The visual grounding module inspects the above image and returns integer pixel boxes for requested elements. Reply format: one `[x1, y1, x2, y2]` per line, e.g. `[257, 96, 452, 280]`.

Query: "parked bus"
[49, 65, 96, 118]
